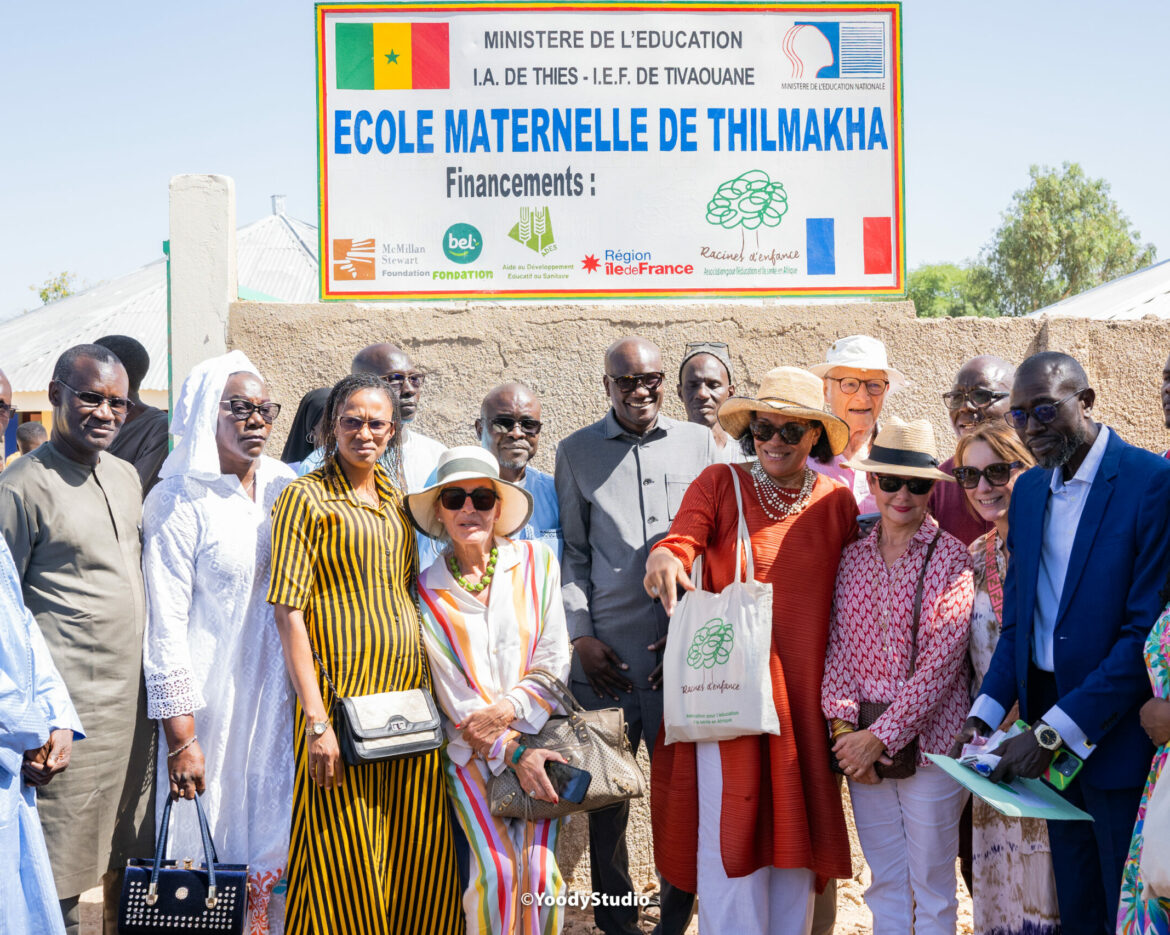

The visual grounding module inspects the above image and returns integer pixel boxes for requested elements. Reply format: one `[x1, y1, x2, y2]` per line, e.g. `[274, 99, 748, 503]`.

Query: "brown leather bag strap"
[907, 528, 942, 678]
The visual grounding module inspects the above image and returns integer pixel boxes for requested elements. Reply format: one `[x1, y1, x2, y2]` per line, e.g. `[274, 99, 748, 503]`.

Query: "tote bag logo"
[686, 618, 734, 670]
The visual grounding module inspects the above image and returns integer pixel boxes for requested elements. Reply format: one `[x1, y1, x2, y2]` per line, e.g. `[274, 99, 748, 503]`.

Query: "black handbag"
[118, 794, 248, 934]
[831, 529, 941, 780]
[311, 581, 443, 766]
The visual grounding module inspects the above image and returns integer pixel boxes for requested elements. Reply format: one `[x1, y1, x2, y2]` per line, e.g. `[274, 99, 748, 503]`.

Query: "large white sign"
[316, 3, 904, 301]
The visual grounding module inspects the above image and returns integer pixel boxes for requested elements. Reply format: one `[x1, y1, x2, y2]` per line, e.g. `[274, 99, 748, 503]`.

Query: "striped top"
[418, 538, 570, 774]
[267, 462, 426, 697]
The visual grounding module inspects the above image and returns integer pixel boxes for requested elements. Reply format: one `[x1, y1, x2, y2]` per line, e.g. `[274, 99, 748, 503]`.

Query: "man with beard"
[929, 355, 1015, 544]
[952, 351, 1170, 935]
[556, 336, 713, 935]
[0, 344, 155, 934]
[675, 341, 743, 462]
[475, 382, 561, 559]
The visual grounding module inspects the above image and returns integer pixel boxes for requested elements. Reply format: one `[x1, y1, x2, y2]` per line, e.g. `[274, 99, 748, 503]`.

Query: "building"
[1, 200, 318, 457]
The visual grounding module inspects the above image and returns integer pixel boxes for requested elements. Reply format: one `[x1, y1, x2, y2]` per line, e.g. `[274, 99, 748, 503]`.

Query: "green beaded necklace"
[449, 546, 498, 593]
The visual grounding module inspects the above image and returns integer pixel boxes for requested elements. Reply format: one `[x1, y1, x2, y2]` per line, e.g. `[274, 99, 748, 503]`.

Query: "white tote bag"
[663, 465, 780, 744]
[1139, 767, 1170, 899]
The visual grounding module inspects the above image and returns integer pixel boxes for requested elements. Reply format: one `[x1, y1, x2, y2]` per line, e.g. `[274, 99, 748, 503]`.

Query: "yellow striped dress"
[267, 462, 464, 935]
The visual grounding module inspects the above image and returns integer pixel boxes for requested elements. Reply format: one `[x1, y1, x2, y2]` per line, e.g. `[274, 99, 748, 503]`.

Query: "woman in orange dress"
[644, 366, 858, 935]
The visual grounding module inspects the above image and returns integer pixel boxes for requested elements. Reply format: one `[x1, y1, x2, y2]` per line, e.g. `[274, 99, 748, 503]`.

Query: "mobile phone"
[1042, 749, 1083, 791]
[545, 760, 592, 804]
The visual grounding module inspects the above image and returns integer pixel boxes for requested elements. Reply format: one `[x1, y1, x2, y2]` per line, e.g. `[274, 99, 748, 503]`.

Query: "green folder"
[925, 754, 1093, 821]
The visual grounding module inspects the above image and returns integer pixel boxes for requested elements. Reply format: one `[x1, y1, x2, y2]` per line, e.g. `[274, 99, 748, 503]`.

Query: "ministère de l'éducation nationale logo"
[443, 223, 483, 264]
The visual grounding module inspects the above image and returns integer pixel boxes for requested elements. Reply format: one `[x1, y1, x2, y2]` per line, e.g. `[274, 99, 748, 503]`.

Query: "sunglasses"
[220, 399, 282, 424]
[337, 416, 394, 435]
[942, 388, 1009, 411]
[1004, 391, 1083, 430]
[489, 416, 542, 436]
[0, 402, 17, 418]
[57, 381, 131, 413]
[875, 474, 935, 495]
[383, 371, 426, 390]
[438, 486, 500, 512]
[749, 419, 813, 445]
[952, 461, 1023, 489]
[827, 376, 888, 397]
[607, 372, 665, 394]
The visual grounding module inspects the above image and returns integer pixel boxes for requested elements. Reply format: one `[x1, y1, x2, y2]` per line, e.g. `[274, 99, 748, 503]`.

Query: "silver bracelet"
[167, 735, 197, 760]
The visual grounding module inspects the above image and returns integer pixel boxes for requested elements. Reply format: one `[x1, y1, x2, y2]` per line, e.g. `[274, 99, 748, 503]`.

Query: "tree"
[979, 162, 1156, 316]
[907, 262, 996, 318]
[31, 271, 78, 306]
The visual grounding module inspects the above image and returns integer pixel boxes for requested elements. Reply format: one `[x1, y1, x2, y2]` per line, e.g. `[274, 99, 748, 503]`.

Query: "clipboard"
[925, 753, 1093, 821]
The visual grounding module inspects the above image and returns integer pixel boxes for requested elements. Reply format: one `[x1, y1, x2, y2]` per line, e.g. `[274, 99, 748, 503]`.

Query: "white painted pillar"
[168, 174, 237, 394]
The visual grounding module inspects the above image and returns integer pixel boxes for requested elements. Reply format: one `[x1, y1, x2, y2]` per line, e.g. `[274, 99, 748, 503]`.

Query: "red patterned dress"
[821, 517, 973, 761]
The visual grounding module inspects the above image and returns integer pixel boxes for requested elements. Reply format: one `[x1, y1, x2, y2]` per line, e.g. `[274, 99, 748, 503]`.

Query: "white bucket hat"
[808, 335, 908, 393]
[405, 446, 534, 540]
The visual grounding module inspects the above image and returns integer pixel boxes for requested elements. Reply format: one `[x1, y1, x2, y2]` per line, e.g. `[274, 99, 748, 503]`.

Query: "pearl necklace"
[751, 462, 815, 521]
[449, 546, 498, 593]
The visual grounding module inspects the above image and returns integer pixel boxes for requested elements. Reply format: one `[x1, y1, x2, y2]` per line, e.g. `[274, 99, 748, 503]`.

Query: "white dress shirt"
[969, 426, 1110, 758]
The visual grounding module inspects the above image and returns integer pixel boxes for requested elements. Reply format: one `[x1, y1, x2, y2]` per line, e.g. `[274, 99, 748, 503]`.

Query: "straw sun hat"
[842, 417, 954, 482]
[808, 334, 908, 393]
[717, 366, 849, 455]
[405, 446, 534, 540]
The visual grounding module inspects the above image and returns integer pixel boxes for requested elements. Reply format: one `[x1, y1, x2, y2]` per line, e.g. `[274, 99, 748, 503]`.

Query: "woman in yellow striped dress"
[268, 373, 463, 935]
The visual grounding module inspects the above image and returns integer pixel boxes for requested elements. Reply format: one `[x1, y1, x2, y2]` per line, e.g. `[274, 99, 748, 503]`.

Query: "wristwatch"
[1033, 723, 1062, 751]
[307, 719, 330, 738]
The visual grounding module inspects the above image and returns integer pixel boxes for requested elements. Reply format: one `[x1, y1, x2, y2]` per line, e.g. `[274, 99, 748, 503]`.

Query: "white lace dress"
[142, 455, 295, 934]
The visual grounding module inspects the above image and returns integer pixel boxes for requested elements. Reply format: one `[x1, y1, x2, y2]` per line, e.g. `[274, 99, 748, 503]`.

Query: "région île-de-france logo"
[508, 207, 557, 256]
[335, 22, 450, 90]
[332, 239, 376, 280]
[782, 21, 885, 79]
[442, 223, 483, 264]
[686, 618, 734, 670]
[581, 254, 600, 273]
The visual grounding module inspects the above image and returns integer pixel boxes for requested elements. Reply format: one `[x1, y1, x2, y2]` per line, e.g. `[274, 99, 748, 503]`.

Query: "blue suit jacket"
[980, 429, 1170, 789]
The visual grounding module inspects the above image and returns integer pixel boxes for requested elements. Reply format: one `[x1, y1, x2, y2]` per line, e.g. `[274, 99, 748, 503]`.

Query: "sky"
[2, 0, 1168, 319]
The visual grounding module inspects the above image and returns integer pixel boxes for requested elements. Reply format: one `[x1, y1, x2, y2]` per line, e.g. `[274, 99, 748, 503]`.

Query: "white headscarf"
[159, 350, 263, 482]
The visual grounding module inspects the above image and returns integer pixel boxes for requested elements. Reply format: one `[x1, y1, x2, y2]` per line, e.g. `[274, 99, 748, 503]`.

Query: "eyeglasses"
[942, 388, 1009, 411]
[383, 371, 426, 390]
[337, 416, 394, 436]
[875, 474, 935, 495]
[1004, 391, 1083, 430]
[220, 399, 282, 423]
[489, 416, 542, 436]
[827, 376, 888, 397]
[952, 461, 1024, 489]
[0, 402, 17, 418]
[748, 419, 813, 445]
[56, 381, 130, 413]
[607, 372, 665, 394]
[438, 486, 499, 512]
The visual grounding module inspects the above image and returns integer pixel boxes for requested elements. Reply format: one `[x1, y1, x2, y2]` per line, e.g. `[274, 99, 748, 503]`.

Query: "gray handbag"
[487, 668, 646, 821]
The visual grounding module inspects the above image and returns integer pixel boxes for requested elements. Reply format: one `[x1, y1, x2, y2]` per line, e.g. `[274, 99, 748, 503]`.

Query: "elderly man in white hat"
[808, 334, 908, 514]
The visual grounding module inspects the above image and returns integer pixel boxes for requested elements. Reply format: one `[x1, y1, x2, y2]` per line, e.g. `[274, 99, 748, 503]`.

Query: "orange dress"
[651, 463, 858, 893]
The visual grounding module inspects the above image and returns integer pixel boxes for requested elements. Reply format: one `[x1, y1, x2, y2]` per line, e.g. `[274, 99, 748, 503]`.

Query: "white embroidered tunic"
[142, 454, 295, 930]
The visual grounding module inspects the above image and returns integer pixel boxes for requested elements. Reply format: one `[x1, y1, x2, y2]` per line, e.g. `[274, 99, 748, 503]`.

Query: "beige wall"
[231, 300, 1170, 462]
[229, 299, 1170, 890]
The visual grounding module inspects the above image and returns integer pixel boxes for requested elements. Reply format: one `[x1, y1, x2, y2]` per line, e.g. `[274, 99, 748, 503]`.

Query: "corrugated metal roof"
[0, 212, 320, 393]
[1026, 259, 1170, 320]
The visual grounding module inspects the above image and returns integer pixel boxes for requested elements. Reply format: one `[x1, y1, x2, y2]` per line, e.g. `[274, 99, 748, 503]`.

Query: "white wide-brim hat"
[842, 417, 953, 482]
[405, 446, 534, 540]
[808, 334, 908, 393]
[717, 366, 850, 455]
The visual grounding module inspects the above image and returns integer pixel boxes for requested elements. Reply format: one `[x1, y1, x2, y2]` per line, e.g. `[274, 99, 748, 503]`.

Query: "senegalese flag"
[335, 22, 449, 90]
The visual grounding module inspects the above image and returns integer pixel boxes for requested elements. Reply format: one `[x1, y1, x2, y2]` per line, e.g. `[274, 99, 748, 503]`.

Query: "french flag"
[806, 217, 892, 276]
